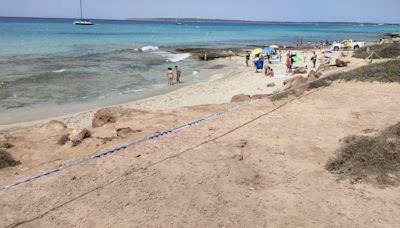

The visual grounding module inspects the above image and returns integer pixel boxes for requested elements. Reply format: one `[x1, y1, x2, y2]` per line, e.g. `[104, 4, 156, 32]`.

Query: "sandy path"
[1, 81, 400, 227]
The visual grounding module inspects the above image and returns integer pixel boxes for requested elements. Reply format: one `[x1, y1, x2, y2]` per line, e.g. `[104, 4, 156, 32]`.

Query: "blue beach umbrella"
[262, 47, 275, 53]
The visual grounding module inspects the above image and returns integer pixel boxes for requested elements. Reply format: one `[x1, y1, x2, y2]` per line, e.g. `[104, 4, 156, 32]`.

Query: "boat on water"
[73, 0, 93, 25]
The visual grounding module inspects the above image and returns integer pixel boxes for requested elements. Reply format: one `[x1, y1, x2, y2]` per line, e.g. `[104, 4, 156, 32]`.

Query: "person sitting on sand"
[167, 68, 174, 85]
[175, 65, 182, 83]
[264, 62, 270, 76]
[266, 67, 274, 77]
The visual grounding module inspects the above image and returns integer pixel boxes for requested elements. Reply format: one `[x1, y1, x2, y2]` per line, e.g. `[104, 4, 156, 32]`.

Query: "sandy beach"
[0, 48, 368, 133]
[1, 42, 400, 227]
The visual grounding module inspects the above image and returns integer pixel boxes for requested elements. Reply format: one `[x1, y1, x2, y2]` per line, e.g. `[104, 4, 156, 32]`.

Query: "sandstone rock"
[40, 120, 67, 132]
[92, 108, 117, 128]
[251, 94, 268, 100]
[231, 94, 251, 103]
[92, 107, 146, 128]
[335, 59, 350, 67]
[316, 63, 331, 73]
[266, 83, 276, 87]
[69, 129, 91, 147]
[307, 70, 323, 80]
[116, 127, 136, 137]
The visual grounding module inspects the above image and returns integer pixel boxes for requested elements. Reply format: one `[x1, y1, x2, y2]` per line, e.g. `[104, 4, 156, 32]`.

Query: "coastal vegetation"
[0, 150, 20, 169]
[354, 43, 400, 59]
[326, 122, 400, 186]
[327, 59, 400, 83]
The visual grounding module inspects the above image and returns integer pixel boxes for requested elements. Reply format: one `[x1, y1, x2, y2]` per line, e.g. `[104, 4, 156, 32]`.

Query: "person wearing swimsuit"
[167, 68, 174, 85]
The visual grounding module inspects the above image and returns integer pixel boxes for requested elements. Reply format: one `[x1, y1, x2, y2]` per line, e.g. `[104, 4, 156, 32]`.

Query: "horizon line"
[0, 16, 399, 25]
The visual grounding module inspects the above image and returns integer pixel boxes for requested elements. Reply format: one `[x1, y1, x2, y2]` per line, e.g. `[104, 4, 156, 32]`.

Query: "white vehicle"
[331, 40, 365, 51]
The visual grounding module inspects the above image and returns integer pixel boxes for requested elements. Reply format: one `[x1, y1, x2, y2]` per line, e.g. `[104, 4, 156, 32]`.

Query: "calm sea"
[0, 17, 399, 123]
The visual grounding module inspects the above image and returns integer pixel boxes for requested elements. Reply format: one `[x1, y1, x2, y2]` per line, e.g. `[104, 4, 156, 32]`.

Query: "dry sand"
[1, 51, 399, 227]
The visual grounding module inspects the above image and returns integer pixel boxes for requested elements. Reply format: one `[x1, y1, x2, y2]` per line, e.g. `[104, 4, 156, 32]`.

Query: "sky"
[0, 0, 399, 23]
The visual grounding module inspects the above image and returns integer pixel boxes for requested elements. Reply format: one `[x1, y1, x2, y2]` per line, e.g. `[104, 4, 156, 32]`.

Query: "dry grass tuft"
[326, 122, 400, 187]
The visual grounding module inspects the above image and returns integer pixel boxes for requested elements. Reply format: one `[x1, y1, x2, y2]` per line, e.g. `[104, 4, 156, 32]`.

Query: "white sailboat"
[73, 0, 93, 25]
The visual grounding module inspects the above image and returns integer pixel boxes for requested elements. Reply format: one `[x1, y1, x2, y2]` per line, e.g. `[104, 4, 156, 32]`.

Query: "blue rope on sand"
[0, 101, 254, 191]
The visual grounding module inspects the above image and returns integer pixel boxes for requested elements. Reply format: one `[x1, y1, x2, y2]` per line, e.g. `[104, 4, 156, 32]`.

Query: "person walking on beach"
[245, 51, 250, 67]
[175, 65, 182, 83]
[167, 68, 174, 85]
[286, 52, 292, 73]
[311, 51, 317, 68]
[204, 53, 208, 61]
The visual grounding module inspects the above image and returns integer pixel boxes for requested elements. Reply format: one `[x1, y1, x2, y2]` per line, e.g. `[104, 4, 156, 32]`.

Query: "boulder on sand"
[335, 59, 350, 67]
[92, 107, 147, 128]
[40, 120, 67, 132]
[69, 129, 91, 147]
[231, 94, 251, 103]
[92, 108, 117, 128]
[116, 127, 135, 138]
[307, 70, 323, 80]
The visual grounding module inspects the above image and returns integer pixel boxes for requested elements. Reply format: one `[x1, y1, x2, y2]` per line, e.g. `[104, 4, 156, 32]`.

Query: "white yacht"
[73, 0, 93, 26]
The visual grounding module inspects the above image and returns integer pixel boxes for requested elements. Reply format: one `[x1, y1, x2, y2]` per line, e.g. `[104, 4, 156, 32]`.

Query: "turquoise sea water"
[0, 17, 399, 123]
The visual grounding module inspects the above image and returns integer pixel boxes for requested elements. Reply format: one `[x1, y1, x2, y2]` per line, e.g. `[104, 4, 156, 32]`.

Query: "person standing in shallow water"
[167, 68, 174, 85]
[175, 65, 182, 83]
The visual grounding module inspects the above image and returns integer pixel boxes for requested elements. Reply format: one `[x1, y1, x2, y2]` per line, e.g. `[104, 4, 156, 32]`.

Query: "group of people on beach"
[285, 51, 317, 73]
[166, 66, 182, 85]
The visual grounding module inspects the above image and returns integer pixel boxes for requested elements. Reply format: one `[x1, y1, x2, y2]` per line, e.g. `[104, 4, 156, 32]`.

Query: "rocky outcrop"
[307, 70, 323, 80]
[92, 107, 146, 128]
[335, 59, 350, 67]
[40, 120, 67, 132]
[92, 108, 117, 128]
[174, 48, 240, 61]
[231, 94, 251, 103]
[69, 129, 91, 147]
[116, 127, 142, 138]
[251, 94, 269, 100]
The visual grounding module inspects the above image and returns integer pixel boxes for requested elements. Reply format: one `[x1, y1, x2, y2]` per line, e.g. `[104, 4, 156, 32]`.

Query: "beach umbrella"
[251, 48, 263, 56]
[292, 56, 302, 62]
[270, 45, 279, 49]
[262, 47, 275, 53]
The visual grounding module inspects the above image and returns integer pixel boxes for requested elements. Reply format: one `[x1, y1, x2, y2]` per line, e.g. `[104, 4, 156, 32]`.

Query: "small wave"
[140, 46, 159, 52]
[155, 51, 191, 62]
[120, 88, 146, 95]
[53, 69, 66, 73]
